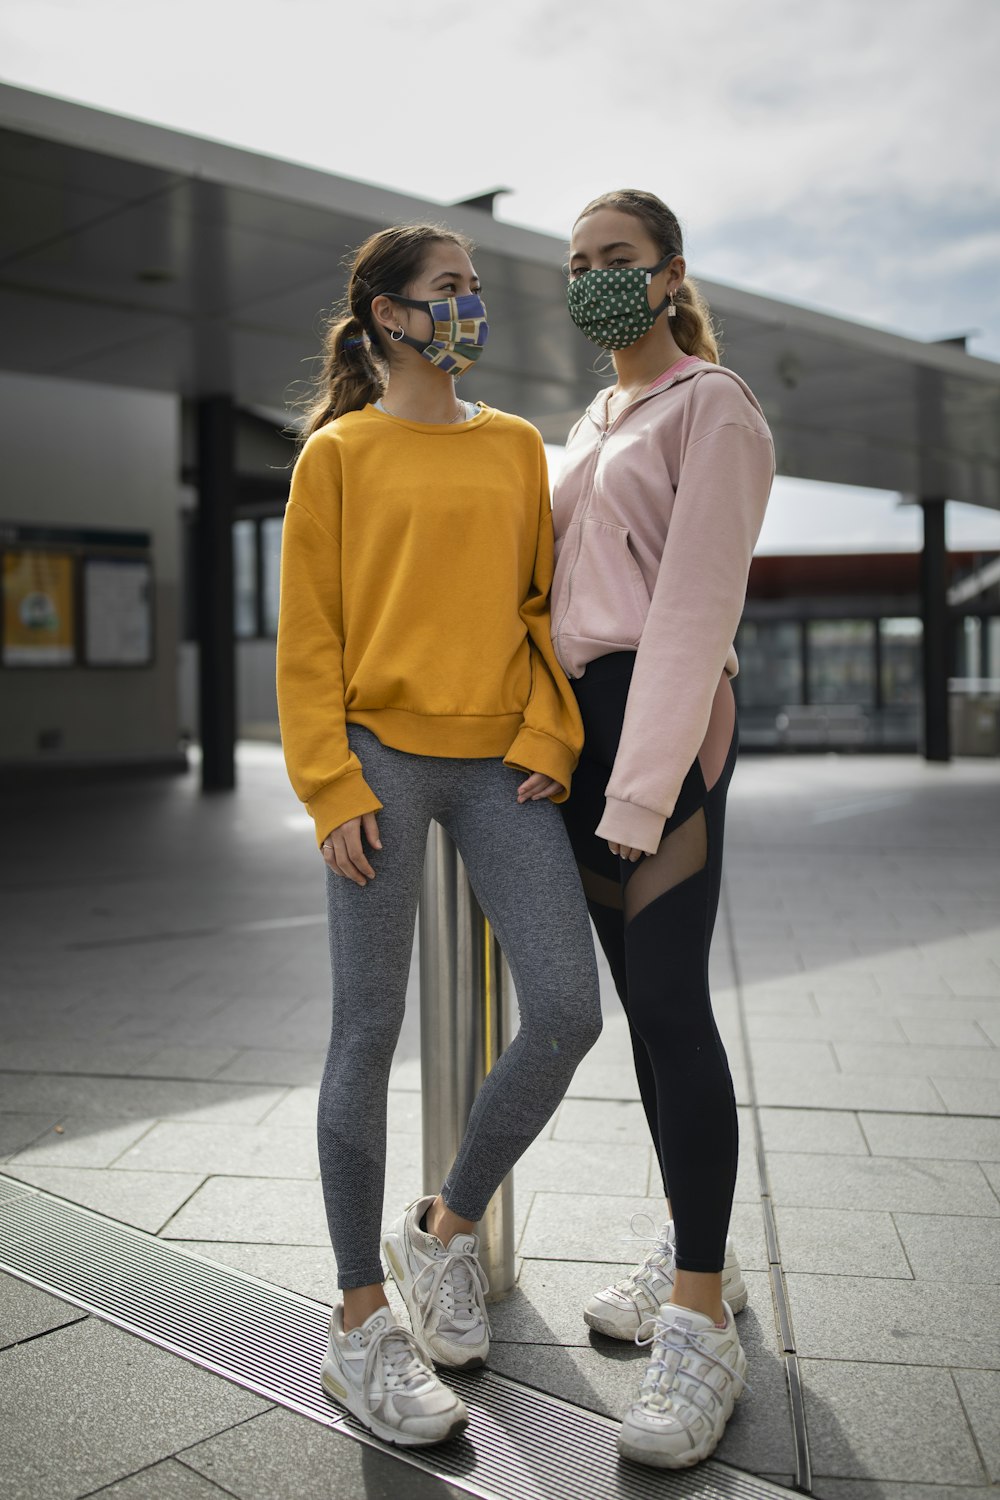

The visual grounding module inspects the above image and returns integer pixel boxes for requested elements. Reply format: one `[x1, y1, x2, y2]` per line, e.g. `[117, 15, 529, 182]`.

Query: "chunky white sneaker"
[320, 1305, 467, 1447]
[381, 1195, 490, 1369]
[618, 1302, 748, 1469]
[584, 1217, 748, 1340]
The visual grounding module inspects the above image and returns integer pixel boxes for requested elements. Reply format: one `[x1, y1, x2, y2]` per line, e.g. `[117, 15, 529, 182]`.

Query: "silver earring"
[667, 293, 677, 319]
[390, 326, 404, 342]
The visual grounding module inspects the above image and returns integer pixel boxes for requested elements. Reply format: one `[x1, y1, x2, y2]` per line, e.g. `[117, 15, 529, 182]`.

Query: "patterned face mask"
[382, 292, 489, 376]
[566, 254, 678, 350]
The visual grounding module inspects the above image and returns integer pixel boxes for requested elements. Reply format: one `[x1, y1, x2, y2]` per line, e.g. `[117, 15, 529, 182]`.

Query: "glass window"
[233, 519, 257, 638]
[261, 517, 282, 637]
[987, 618, 1000, 680]
[807, 620, 875, 705]
[880, 617, 923, 704]
[734, 621, 803, 707]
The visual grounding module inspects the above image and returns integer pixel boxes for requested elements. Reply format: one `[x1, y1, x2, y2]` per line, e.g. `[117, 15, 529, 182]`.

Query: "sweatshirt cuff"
[307, 769, 384, 848]
[503, 726, 578, 803]
[595, 797, 666, 856]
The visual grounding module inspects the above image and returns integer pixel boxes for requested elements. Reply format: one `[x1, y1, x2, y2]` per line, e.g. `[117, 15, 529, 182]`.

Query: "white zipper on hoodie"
[551, 364, 700, 663]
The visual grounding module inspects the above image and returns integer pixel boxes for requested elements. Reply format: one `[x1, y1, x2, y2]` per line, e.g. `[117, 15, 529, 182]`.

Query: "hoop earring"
[390, 326, 404, 342]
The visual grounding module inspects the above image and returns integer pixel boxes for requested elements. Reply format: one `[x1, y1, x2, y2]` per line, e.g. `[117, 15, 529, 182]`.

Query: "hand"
[608, 839, 644, 863]
[516, 772, 565, 803]
[321, 812, 382, 887]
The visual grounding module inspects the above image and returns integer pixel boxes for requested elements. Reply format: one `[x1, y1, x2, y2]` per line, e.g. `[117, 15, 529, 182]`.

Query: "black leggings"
[560, 652, 739, 1274]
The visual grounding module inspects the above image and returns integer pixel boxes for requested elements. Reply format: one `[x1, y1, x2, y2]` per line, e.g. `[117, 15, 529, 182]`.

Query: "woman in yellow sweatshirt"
[276, 223, 601, 1448]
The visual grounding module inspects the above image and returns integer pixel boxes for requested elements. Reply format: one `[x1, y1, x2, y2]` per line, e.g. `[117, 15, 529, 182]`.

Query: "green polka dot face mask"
[566, 253, 678, 350]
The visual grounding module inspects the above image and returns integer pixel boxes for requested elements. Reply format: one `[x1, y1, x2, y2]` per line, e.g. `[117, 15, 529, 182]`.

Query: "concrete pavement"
[1, 747, 998, 1498]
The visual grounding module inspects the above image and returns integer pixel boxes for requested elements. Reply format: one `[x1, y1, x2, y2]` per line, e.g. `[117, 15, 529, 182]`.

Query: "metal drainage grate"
[0, 1175, 798, 1500]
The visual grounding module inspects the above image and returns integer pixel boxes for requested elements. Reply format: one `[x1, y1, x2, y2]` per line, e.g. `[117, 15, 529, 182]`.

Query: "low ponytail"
[300, 311, 383, 440]
[672, 275, 720, 364]
[296, 222, 475, 447]
[574, 188, 721, 364]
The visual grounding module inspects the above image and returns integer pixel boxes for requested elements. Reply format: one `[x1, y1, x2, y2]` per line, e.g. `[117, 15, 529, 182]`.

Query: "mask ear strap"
[381, 293, 428, 311]
[647, 250, 682, 314]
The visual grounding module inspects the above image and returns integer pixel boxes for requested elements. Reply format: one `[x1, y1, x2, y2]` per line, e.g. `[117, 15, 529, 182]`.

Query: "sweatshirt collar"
[586, 356, 710, 431]
[364, 401, 494, 434]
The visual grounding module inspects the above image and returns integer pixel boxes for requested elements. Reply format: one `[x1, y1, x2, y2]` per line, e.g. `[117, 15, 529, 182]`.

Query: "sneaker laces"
[414, 1247, 491, 1334]
[635, 1314, 751, 1416]
[360, 1323, 435, 1414]
[618, 1213, 674, 1296]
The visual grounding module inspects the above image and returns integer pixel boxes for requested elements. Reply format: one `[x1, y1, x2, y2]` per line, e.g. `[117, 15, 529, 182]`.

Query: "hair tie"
[343, 335, 367, 350]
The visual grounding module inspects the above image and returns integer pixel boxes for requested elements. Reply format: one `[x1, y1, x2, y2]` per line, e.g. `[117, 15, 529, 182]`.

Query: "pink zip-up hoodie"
[550, 356, 774, 854]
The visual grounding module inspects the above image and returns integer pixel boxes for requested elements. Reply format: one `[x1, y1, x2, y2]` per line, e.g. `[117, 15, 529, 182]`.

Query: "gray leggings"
[319, 726, 602, 1290]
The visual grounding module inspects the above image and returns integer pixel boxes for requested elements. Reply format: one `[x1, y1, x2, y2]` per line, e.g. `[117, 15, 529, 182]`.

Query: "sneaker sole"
[617, 1344, 747, 1470]
[381, 1228, 489, 1371]
[584, 1278, 748, 1341]
[320, 1368, 468, 1448]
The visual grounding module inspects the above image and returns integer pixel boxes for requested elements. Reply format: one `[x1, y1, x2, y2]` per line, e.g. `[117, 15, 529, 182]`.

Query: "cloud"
[2, 0, 997, 360]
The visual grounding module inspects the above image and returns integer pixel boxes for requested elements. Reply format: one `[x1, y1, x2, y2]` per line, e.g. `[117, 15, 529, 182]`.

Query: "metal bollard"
[418, 822, 515, 1300]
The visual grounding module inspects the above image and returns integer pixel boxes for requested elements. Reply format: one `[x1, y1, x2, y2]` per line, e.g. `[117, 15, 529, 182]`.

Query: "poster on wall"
[1, 549, 75, 665]
[84, 558, 153, 666]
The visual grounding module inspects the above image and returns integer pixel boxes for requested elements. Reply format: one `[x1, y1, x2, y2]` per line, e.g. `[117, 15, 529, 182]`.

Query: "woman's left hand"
[517, 773, 564, 803]
[608, 840, 644, 863]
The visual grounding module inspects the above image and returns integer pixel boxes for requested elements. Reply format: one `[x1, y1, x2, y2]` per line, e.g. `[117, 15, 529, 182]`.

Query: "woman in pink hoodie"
[551, 188, 774, 1471]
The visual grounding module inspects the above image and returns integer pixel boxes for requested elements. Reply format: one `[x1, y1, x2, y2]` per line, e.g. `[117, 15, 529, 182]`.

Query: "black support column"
[920, 497, 950, 762]
[195, 395, 236, 791]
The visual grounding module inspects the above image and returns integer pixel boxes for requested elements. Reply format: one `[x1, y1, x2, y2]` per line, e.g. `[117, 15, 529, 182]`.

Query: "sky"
[3, 0, 1000, 552]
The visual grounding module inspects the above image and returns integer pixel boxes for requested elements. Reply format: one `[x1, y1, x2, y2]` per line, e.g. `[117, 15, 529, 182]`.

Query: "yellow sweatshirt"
[276, 403, 584, 846]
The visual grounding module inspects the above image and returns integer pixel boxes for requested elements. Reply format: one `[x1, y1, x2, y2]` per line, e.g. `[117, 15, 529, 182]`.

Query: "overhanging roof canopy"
[3, 83, 999, 509]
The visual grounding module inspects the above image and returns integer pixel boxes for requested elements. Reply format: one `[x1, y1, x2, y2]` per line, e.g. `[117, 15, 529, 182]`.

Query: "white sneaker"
[584, 1217, 748, 1340]
[320, 1305, 467, 1447]
[381, 1195, 490, 1369]
[618, 1302, 748, 1469]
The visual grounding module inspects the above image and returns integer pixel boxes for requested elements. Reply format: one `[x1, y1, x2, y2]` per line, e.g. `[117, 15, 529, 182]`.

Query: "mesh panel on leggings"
[623, 808, 707, 925]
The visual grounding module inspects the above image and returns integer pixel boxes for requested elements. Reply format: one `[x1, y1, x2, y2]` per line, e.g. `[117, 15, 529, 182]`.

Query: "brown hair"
[575, 189, 720, 364]
[298, 223, 475, 440]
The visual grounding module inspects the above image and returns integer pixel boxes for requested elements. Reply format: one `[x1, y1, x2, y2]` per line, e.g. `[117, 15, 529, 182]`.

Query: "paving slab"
[0, 1113, 58, 1159]
[0, 1317, 269, 1500]
[511, 1138, 651, 1196]
[78, 1457, 236, 1498]
[0, 1270, 88, 1350]
[9, 1117, 156, 1169]
[552, 1097, 653, 1146]
[891, 1212, 1000, 1283]
[0, 1072, 287, 1124]
[800, 1358, 985, 1485]
[858, 1111, 1000, 1160]
[0, 1039, 164, 1075]
[952, 1368, 1000, 1483]
[180, 1405, 467, 1500]
[766, 1152, 999, 1216]
[3, 1165, 206, 1233]
[751, 1072, 947, 1113]
[811, 1481, 997, 1499]
[834, 1042, 1000, 1079]
[740, 987, 820, 1017]
[787, 1273, 1000, 1368]
[166, 1241, 338, 1303]
[212, 1049, 324, 1087]
[931, 1076, 1000, 1116]
[758, 1108, 869, 1157]
[746, 1012, 906, 1043]
[897, 1017, 996, 1047]
[814, 992, 1000, 1022]
[131, 1046, 242, 1080]
[772, 1206, 911, 1279]
[113, 1121, 320, 1180]
[159, 1176, 331, 1245]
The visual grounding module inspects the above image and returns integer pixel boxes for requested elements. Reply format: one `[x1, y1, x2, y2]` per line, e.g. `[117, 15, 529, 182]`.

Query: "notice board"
[0, 522, 153, 669]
